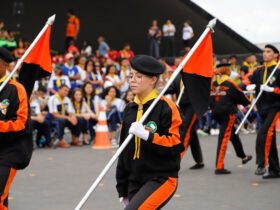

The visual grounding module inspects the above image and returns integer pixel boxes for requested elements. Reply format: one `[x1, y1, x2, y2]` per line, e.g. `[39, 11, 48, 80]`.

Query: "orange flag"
[180, 31, 214, 118]
[23, 25, 52, 73]
[183, 31, 213, 78]
[19, 25, 53, 98]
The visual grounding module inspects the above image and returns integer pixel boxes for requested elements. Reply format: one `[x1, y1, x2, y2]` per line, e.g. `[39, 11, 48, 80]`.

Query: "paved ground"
[9, 133, 280, 210]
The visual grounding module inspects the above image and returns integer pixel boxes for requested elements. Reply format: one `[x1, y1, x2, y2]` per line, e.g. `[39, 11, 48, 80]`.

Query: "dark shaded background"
[0, 0, 261, 55]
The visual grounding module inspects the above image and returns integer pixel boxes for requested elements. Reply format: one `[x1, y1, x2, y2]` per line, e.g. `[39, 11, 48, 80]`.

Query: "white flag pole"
[235, 60, 280, 134]
[176, 86, 184, 106]
[74, 18, 217, 210]
[0, 14, 56, 93]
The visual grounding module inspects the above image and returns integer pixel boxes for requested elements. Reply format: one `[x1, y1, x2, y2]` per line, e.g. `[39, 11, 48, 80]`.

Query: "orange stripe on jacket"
[180, 114, 197, 159]
[216, 114, 235, 170]
[152, 97, 182, 147]
[264, 112, 280, 167]
[0, 81, 28, 132]
[0, 168, 16, 209]
[139, 177, 177, 210]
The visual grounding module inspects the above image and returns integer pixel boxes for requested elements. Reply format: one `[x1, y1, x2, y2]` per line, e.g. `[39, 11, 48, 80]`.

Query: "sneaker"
[59, 140, 70, 148]
[111, 138, 119, 148]
[210, 128, 216, 135]
[214, 129, 220, 135]
[189, 163, 205, 170]
[215, 168, 231, 175]
[197, 129, 208, 136]
[255, 167, 266, 175]
[242, 155, 252, 164]
[262, 171, 280, 179]
[71, 140, 83, 146]
[240, 128, 249, 134]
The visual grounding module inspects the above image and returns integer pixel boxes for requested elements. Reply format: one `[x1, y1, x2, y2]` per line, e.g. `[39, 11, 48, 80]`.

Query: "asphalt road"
[9, 133, 280, 210]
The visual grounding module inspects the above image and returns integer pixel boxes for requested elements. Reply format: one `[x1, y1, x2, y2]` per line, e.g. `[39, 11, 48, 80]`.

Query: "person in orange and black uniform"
[0, 47, 33, 209]
[243, 44, 280, 178]
[166, 73, 204, 169]
[211, 63, 252, 175]
[116, 55, 184, 209]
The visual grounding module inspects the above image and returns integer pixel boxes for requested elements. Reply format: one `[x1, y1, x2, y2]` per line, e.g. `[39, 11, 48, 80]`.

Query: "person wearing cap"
[243, 44, 280, 178]
[211, 63, 252, 175]
[62, 53, 81, 91]
[116, 55, 184, 209]
[166, 72, 205, 170]
[48, 64, 71, 95]
[0, 47, 33, 209]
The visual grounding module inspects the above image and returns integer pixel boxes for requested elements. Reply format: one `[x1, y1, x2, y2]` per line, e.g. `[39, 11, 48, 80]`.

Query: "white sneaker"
[214, 129, 220, 135]
[241, 128, 249, 134]
[197, 129, 208, 136]
[111, 138, 119, 148]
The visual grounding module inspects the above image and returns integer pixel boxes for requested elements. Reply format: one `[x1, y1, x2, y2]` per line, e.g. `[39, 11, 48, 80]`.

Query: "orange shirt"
[66, 16, 80, 37]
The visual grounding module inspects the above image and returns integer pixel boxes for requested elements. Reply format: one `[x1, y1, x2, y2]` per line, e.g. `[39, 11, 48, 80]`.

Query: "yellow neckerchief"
[121, 67, 128, 80]
[56, 76, 61, 88]
[217, 75, 229, 85]
[55, 93, 65, 115]
[86, 95, 91, 107]
[0, 74, 8, 83]
[132, 89, 158, 160]
[91, 72, 96, 81]
[74, 101, 81, 114]
[263, 60, 277, 84]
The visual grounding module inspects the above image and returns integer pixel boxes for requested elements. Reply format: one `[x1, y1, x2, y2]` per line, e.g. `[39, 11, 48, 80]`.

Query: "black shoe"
[255, 167, 266, 175]
[242, 155, 252, 164]
[215, 168, 231, 175]
[262, 171, 280, 179]
[189, 163, 205, 170]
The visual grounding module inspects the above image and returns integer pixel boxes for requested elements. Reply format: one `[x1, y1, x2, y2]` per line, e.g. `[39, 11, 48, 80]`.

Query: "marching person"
[166, 73, 205, 169]
[243, 44, 280, 178]
[211, 63, 252, 175]
[116, 55, 184, 209]
[0, 47, 33, 209]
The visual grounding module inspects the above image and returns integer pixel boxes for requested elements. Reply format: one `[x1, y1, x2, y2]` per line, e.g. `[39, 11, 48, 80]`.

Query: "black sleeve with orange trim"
[227, 80, 250, 106]
[0, 82, 29, 140]
[146, 97, 184, 156]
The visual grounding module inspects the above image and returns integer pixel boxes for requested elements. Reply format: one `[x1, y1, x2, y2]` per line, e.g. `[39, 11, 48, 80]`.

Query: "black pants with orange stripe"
[126, 177, 177, 210]
[180, 105, 203, 163]
[256, 110, 280, 172]
[0, 166, 17, 210]
[215, 114, 246, 169]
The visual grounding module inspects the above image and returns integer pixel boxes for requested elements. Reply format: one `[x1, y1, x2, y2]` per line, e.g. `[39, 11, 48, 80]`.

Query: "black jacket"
[0, 79, 32, 169]
[246, 64, 280, 115]
[211, 78, 250, 117]
[116, 96, 184, 197]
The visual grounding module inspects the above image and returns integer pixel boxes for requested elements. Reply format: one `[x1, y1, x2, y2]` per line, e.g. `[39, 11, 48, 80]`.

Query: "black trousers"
[180, 105, 203, 163]
[126, 177, 177, 210]
[256, 110, 280, 172]
[215, 114, 246, 169]
[31, 120, 52, 146]
[0, 166, 17, 210]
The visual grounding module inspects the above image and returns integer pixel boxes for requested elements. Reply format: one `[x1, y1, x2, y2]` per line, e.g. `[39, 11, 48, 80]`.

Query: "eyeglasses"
[127, 73, 150, 82]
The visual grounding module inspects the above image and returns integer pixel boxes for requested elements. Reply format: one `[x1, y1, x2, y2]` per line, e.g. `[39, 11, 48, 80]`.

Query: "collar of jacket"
[133, 89, 158, 106]
[217, 75, 229, 85]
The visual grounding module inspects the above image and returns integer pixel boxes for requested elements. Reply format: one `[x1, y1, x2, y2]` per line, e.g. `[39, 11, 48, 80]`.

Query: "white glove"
[129, 122, 149, 141]
[120, 197, 129, 208]
[261, 84, 274, 92]
[246, 84, 256, 91]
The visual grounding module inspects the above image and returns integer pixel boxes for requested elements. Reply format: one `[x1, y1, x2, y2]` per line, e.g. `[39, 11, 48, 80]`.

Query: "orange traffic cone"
[92, 106, 112, 149]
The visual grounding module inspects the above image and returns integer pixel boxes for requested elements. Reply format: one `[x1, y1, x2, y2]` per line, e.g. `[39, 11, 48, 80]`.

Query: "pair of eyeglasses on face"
[127, 73, 150, 82]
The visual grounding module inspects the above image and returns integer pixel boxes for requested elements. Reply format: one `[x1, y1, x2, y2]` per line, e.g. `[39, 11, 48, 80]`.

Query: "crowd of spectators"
[0, 16, 269, 149]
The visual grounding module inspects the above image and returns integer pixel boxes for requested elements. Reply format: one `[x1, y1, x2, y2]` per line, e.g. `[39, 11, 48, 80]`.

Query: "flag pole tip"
[47, 14, 56, 25]
[207, 18, 217, 30]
